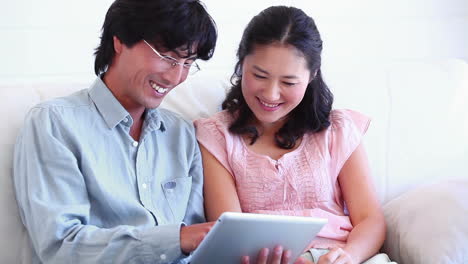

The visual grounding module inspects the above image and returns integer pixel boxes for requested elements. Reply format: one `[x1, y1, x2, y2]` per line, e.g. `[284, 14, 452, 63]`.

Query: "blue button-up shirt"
[13, 78, 204, 264]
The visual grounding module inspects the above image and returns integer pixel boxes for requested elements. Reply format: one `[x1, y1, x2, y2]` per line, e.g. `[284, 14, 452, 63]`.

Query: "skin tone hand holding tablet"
[195, 6, 396, 264]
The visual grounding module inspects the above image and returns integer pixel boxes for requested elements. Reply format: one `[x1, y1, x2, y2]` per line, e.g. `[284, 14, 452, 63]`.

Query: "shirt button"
[132, 141, 138, 147]
[123, 117, 129, 123]
[160, 254, 166, 260]
[142, 183, 147, 189]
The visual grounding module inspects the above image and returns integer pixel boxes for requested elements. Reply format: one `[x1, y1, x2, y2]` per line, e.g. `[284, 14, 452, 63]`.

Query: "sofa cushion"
[382, 179, 468, 264]
[0, 85, 40, 264]
[160, 71, 230, 121]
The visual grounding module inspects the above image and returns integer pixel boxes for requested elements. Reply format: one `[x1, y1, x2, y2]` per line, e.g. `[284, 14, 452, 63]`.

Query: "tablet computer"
[190, 212, 327, 264]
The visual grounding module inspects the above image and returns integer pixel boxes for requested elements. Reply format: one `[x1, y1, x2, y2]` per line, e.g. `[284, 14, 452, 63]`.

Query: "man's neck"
[102, 70, 145, 140]
[129, 117, 144, 141]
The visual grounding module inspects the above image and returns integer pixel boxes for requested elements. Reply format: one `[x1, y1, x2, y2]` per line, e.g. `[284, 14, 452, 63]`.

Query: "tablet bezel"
[190, 212, 327, 264]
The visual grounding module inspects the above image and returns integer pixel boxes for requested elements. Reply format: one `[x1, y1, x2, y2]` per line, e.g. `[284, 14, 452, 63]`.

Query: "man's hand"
[180, 221, 215, 254]
[240, 245, 314, 264]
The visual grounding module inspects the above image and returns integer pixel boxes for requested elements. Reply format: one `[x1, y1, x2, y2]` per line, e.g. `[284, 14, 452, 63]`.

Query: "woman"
[195, 6, 394, 264]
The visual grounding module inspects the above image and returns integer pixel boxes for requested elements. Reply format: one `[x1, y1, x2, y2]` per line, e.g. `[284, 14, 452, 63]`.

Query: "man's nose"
[160, 64, 186, 87]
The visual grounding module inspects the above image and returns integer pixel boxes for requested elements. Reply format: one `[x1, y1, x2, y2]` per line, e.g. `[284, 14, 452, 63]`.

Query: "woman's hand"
[240, 246, 314, 264]
[316, 248, 354, 264]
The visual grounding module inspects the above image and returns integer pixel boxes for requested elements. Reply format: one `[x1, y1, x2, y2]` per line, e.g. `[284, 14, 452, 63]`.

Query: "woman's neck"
[254, 118, 286, 137]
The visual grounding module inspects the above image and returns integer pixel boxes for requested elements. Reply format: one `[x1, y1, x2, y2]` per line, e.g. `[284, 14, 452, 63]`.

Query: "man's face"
[109, 37, 197, 111]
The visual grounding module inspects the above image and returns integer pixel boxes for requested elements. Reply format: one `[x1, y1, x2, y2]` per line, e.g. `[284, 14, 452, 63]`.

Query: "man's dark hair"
[94, 0, 217, 75]
[222, 6, 333, 149]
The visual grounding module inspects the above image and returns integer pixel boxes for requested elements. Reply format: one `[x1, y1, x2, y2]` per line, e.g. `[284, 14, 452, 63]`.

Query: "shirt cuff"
[140, 223, 185, 263]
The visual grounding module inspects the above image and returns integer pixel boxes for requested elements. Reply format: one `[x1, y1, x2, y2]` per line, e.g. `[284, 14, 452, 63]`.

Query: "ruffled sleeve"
[194, 111, 234, 175]
[328, 109, 370, 177]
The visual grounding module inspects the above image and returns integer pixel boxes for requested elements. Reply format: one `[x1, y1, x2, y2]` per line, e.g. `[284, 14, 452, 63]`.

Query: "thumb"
[293, 257, 314, 264]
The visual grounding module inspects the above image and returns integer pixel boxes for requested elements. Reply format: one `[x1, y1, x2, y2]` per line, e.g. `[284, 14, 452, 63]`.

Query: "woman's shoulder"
[307, 109, 370, 144]
[194, 110, 233, 128]
[329, 109, 370, 128]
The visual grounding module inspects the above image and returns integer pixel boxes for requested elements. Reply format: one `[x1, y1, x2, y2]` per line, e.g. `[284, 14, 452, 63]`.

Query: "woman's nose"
[262, 81, 281, 101]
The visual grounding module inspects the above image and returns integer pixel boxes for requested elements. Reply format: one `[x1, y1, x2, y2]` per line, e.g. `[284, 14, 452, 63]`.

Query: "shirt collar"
[88, 77, 166, 131]
[145, 108, 166, 133]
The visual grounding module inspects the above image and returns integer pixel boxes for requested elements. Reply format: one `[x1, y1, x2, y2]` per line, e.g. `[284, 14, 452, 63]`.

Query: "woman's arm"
[337, 142, 386, 263]
[199, 144, 242, 221]
[200, 143, 314, 264]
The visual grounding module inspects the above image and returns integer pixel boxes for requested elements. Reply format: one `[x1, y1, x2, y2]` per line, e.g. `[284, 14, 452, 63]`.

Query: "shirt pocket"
[161, 176, 193, 221]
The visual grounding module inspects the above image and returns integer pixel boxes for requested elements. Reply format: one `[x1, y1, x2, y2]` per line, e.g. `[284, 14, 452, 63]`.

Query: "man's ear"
[113, 36, 123, 54]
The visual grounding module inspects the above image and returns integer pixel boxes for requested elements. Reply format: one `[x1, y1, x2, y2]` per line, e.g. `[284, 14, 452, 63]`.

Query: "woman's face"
[241, 43, 311, 128]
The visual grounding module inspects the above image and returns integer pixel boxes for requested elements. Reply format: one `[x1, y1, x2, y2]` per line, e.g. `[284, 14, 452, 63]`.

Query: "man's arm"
[13, 107, 185, 264]
[182, 136, 205, 226]
[179, 127, 215, 254]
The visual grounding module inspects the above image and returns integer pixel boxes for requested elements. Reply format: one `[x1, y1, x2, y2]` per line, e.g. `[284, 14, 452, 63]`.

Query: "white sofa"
[1, 59, 467, 264]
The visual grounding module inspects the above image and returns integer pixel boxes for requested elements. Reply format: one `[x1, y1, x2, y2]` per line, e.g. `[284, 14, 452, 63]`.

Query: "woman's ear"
[309, 70, 318, 83]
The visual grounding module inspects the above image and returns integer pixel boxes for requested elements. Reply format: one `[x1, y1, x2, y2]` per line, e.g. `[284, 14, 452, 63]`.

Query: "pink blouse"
[194, 109, 370, 249]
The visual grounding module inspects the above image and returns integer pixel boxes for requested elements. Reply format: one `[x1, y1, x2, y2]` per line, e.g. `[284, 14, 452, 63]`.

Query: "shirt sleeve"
[194, 113, 234, 176]
[182, 124, 206, 226]
[328, 109, 371, 177]
[13, 107, 185, 264]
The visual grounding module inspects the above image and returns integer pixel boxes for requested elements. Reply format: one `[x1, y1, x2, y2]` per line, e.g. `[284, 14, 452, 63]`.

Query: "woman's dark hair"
[222, 6, 333, 149]
[94, 0, 217, 75]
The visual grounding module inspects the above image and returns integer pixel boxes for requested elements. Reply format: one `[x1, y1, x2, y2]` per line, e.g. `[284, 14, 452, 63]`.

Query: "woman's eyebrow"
[282, 75, 299, 79]
[253, 65, 299, 79]
[253, 65, 269, 74]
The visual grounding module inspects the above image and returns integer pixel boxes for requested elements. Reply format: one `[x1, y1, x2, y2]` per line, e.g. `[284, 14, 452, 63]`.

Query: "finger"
[294, 256, 314, 264]
[270, 245, 283, 264]
[241, 255, 250, 264]
[256, 248, 269, 264]
[281, 249, 292, 264]
[331, 253, 350, 264]
[195, 232, 207, 246]
[207, 221, 216, 229]
[317, 248, 341, 264]
[293, 258, 304, 264]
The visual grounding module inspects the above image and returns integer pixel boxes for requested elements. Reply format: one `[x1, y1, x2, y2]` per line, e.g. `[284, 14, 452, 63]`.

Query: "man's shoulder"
[26, 89, 94, 125]
[34, 89, 92, 111]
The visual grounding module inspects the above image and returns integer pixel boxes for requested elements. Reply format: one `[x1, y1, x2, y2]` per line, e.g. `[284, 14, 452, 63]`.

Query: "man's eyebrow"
[172, 50, 198, 60]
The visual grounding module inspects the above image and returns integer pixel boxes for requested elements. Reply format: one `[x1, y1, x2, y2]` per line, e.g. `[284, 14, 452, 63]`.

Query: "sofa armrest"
[382, 179, 468, 264]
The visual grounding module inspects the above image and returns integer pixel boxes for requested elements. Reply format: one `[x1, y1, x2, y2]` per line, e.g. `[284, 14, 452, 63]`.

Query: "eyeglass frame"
[143, 40, 200, 75]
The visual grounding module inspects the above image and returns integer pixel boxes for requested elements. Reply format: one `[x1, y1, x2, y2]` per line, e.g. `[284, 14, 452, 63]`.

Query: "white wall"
[1, 0, 467, 84]
[1, 0, 467, 201]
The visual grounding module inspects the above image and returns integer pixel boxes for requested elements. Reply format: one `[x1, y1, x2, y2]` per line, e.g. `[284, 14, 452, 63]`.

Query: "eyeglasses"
[143, 40, 200, 75]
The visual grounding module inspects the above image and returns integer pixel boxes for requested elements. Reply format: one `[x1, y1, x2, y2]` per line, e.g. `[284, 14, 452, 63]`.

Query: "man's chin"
[147, 103, 162, 109]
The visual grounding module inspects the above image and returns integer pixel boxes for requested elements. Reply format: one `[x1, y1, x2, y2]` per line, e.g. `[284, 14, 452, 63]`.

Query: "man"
[13, 0, 217, 263]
